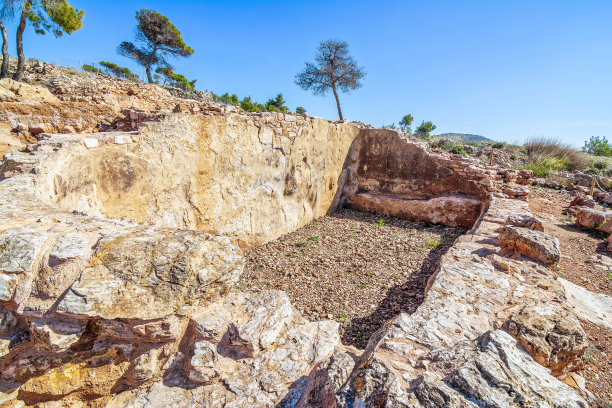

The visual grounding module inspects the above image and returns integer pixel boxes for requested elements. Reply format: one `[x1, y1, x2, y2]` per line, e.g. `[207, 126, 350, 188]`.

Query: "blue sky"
[3, 0, 611, 146]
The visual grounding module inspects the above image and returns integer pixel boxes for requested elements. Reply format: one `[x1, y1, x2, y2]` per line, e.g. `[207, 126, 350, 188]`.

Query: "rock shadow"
[340, 235, 457, 349]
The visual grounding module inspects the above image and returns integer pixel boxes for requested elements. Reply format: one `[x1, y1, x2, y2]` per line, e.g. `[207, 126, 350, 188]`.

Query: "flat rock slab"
[558, 277, 612, 329]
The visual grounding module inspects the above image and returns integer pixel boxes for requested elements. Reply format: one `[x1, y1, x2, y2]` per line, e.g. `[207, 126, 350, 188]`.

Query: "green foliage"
[100, 61, 139, 81]
[295, 242, 307, 248]
[524, 137, 588, 174]
[415, 121, 436, 138]
[399, 114, 413, 133]
[373, 219, 386, 227]
[295, 106, 306, 114]
[26, 0, 84, 37]
[583, 136, 612, 157]
[492, 142, 505, 149]
[155, 66, 196, 91]
[427, 238, 441, 249]
[118, 9, 194, 83]
[82, 64, 103, 75]
[526, 157, 570, 177]
[239, 96, 260, 112]
[440, 140, 466, 155]
[265, 93, 288, 113]
[307, 236, 319, 242]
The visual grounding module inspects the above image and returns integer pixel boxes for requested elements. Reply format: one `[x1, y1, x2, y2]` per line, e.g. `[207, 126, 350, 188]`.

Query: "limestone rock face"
[498, 225, 561, 266]
[449, 331, 586, 408]
[57, 229, 243, 320]
[508, 302, 586, 375]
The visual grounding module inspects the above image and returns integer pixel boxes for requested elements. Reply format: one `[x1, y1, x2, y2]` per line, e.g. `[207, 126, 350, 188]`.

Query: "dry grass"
[523, 137, 588, 177]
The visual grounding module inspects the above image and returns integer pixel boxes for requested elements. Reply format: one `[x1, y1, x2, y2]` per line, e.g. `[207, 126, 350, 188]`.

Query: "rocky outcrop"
[0, 63, 588, 407]
[498, 225, 561, 266]
[289, 198, 586, 407]
[508, 302, 586, 375]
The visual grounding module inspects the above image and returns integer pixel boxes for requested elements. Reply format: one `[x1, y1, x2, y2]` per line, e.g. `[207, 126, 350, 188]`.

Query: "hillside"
[437, 132, 494, 143]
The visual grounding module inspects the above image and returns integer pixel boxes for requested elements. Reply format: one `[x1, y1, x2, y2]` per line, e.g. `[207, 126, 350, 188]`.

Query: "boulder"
[498, 225, 561, 266]
[508, 302, 586, 375]
[57, 230, 243, 320]
[504, 213, 544, 231]
[574, 207, 612, 233]
[449, 331, 586, 408]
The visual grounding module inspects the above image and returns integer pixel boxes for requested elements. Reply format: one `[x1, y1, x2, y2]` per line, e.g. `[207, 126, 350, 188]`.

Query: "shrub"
[524, 137, 588, 172]
[492, 142, 505, 149]
[82, 64, 103, 74]
[526, 157, 569, 177]
[594, 160, 608, 170]
[440, 140, 466, 155]
[296, 106, 306, 114]
[583, 136, 612, 157]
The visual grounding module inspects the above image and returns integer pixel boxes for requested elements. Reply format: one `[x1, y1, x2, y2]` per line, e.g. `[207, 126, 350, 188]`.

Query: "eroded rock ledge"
[0, 72, 589, 407]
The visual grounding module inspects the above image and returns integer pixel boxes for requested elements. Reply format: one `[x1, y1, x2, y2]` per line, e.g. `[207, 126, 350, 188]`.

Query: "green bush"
[492, 142, 505, 149]
[440, 140, 466, 155]
[524, 137, 588, 172]
[583, 136, 612, 157]
[526, 157, 569, 177]
[296, 106, 306, 114]
[594, 160, 608, 170]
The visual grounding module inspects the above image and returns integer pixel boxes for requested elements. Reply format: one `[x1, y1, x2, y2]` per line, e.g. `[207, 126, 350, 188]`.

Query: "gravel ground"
[239, 209, 465, 348]
[529, 187, 612, 406]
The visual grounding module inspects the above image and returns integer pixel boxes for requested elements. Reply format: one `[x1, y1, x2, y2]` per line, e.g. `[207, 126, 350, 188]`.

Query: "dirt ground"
[240, 209, 464, 348]
[529, 186, 612, 406]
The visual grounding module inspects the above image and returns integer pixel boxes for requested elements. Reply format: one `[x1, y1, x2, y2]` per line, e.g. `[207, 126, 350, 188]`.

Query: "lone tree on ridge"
[295, 39, 365, 120]
[11, 0, 84, 81]
[118, 9, 194, 84]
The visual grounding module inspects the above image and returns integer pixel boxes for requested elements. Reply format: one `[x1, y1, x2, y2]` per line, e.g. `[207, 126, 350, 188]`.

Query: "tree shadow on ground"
[340, 236, 457, 349]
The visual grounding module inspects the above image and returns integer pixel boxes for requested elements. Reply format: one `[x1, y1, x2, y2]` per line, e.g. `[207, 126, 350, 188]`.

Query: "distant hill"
[436, 133, 494, 143]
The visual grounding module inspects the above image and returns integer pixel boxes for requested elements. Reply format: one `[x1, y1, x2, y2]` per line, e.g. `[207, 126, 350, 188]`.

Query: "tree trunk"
[145, 65, 152, 83]
[13, 4, 28, 81]
[0, 21, 8, 79]
[332, 84, 343, 121]
[145, 43, 157, 83]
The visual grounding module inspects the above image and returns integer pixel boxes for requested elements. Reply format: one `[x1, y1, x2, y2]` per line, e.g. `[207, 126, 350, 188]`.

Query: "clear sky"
[3, 0, 611, 146]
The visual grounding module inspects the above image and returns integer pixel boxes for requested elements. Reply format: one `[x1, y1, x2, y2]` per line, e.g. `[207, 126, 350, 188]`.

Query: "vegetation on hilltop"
[118, 9, 194, 84]
[1, 0, 84, 80]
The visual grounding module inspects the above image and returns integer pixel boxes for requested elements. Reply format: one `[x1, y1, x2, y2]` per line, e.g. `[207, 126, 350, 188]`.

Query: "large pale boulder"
[498, 225, 561, 266]
[449, 331, 586, 408]
[57, 229, 243, 320]
[508, 302, 586, 375]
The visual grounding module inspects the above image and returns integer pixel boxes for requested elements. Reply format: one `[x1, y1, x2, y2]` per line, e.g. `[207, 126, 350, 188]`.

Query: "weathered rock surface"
[505, 213, 544, 231]
[348, 192, 482, 228]
[575, 206, 612, 234]
[287, 198, 587, 407]
[559, 277, 612, 329]
[0, 63, 587, 407]
[508, 302, 586, 374]
[498, 225, 561, 266]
